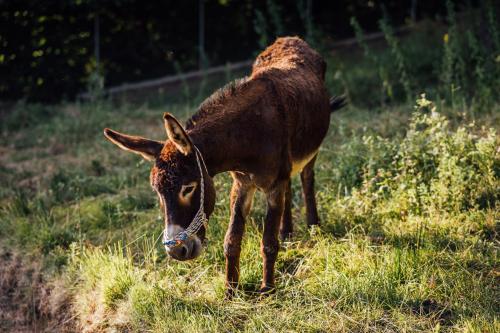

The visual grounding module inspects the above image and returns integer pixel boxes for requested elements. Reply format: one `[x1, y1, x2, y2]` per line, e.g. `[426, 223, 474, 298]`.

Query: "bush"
[321, 95, 498, 236]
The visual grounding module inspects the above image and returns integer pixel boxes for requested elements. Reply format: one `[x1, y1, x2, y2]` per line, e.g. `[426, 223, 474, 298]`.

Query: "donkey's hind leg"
[279, 179, 293, 241]
[300, 155, 320, 227]
[261, 180, 287, 293]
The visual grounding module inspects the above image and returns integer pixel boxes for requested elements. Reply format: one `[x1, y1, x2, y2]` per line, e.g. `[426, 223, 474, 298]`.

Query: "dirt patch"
[0, 247, 75, 333]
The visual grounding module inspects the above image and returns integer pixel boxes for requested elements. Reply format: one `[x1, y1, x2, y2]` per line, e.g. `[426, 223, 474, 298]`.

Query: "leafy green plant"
[266, 0, 284, 37]
[379, 17, 413, 102]
[253, 0, 286, 51]
[350, 17, 393, 106]
[296, 0, 320, 48]
[85, 69, 105, 103]
[336, 95, 498, 216]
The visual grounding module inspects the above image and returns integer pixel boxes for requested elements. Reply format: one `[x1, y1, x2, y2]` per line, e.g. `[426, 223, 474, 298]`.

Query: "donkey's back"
[252, 36, 326, 80]
[251, 36, 332, 173]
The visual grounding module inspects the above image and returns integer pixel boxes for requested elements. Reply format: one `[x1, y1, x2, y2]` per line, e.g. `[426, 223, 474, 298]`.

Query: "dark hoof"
[259, 284, 276, 295]
[279, 231, 293, 242]
[307, 220, 321, 228]
[224, 286, 237, 299]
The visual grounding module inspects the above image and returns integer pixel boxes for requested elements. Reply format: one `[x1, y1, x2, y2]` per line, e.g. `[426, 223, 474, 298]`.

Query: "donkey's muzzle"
[167, 242, 189, 260]
[164, 224, 203, 260]
[165, 237, 202, 261]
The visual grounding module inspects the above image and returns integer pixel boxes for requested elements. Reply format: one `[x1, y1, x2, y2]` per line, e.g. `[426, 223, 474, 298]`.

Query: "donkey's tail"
[329, 95, 347, 113]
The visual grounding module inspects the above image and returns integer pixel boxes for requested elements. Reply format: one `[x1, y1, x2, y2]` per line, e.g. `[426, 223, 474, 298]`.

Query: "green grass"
[0, 94, 498, 332]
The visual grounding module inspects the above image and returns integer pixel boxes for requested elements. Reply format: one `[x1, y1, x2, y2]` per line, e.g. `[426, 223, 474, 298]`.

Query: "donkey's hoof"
[258, 284, 276, 295]
[279, 231, 293, 242]
[307, 220, 321, 227]
[224, 287, 237, 300]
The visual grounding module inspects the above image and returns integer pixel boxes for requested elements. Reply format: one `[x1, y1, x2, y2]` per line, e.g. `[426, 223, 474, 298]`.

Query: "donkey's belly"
[290, 150, 318, 176]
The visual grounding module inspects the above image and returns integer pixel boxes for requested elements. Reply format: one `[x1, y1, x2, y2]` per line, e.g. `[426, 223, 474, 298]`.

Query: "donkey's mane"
[185, 77, 248, 130]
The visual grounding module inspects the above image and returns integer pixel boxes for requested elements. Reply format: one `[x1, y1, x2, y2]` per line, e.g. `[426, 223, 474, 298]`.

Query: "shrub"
[322, 95, 498, 224]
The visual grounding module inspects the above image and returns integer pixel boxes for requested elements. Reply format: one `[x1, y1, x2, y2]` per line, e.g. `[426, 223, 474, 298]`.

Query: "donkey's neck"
[187, 119, 243, 176]
[185, 77, 264, 176]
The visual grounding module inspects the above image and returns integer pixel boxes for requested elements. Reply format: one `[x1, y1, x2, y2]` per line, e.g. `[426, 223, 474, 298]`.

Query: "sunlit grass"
[0, 94, 498, 332]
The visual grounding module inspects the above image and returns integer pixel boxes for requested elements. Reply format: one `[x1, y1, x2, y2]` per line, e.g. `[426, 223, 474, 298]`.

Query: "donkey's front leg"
[261, 180, 287, 292]
[224, 174, 255, 296]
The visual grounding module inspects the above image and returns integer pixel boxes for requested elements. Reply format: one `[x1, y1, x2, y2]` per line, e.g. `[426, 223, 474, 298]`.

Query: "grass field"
[1, 14, 499, 332]
[1, 92, 498, 332]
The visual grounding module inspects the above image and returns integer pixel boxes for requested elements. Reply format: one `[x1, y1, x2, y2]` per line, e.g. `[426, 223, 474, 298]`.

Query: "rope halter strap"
[163, 145, 209, 248]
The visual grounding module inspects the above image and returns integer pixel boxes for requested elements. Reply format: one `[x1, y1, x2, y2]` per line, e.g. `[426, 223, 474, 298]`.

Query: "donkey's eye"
[180, 182, 197, 199]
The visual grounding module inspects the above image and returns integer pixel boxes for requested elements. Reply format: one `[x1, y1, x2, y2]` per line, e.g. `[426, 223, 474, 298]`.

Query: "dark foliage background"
[0, 0, 472, 102]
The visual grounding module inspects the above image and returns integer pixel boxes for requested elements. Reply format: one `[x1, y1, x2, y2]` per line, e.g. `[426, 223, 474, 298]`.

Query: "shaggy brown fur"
[104, 36, 345, 295]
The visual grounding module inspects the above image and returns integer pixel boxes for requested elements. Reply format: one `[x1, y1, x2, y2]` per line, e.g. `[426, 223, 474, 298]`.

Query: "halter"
[163, 145, 209, 248]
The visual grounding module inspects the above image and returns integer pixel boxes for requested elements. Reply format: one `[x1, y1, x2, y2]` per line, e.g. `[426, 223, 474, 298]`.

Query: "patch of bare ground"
[0, 246, 75, 333]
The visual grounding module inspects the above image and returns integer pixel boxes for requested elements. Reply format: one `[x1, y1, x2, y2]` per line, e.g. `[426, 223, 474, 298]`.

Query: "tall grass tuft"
[253, 0, 286, 51]
[379, 16, 413, 102]
[350, 16, 393, 106]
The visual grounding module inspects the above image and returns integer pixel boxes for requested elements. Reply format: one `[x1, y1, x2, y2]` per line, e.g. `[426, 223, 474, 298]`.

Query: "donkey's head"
[104, 113, 216, 261]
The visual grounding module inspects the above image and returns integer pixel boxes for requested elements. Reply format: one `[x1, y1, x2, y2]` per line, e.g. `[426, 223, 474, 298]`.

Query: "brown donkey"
[104, 37, 345, 294]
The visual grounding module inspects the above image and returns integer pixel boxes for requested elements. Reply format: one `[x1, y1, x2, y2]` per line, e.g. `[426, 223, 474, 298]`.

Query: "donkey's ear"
[163, 113, 193, 155]
[103, 128, 164, 161]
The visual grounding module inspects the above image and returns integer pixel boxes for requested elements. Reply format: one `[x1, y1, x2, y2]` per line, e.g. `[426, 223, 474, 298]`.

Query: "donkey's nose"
[167, 243, 191, 261]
